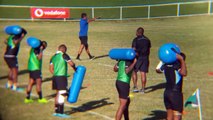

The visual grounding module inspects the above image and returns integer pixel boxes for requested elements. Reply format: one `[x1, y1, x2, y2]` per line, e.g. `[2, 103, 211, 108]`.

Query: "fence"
[0, 0, 212, 21]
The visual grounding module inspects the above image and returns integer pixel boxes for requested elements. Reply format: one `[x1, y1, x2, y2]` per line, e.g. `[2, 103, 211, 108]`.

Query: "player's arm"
[49, 57, 54, 74]
[13, 33, 24, 45]
[63, 53, 77, 71]
[177, 54, 187, 76]
[132, 38, 139, 57]
[4, 38, 8, 45]
[36, 41, 47, 60]
[49, 64, 54, 74]
[13, 28, 27, 45]
[125, 58, 137, 74]
[67, 60, 77, 71]
[88, 16, 100, 23]
[156, 61, 164, 73]
[113, 62, 119, 72]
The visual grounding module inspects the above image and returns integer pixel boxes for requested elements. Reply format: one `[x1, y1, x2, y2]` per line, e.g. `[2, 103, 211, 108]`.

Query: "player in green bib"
[25, 41, 48, 104]
[4, 28, 27, 91]
[114, 59, 137, 120]
[49, 44, 76, 118]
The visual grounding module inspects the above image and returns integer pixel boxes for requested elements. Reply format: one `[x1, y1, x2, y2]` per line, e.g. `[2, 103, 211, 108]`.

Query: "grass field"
[0, 15, 213, 120]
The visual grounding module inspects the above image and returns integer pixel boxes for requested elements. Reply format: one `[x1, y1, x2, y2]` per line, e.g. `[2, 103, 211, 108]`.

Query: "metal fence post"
[208, 0, 212, 15]
[177, 3, 180, 16]
[148, 5, 150, 19]
[120, 6, 123, 20]
[92, 7, 95, 18]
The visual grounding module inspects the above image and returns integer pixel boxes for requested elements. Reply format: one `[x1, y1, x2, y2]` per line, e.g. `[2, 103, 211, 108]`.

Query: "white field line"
[97, 63, 114, 67]
[0, 85, 114, 120]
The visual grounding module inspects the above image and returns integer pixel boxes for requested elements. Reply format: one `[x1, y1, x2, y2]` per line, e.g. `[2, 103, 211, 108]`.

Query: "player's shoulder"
[63, 53, 71, 61]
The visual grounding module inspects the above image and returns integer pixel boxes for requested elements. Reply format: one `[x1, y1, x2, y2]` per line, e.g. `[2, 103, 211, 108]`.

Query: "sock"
[76, 54, 80, 59]
[26, 91, 31, 99]
[38, 91, 42, 99]
[58, 104, 64, 114]
[7, 82, 12, 88]
[55, 104, 59, 113]
[12, 85, 17, 90]
[88, 53, 92, 58]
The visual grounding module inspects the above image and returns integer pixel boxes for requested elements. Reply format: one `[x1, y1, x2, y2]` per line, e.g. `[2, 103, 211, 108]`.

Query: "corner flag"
[184, 88, 202, 120]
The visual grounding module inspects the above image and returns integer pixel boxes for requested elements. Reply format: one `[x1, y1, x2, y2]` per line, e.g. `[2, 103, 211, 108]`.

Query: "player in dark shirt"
[4, 28, 27, 91]
[131, 27, 151, 93]
[156, 53, 187, 120]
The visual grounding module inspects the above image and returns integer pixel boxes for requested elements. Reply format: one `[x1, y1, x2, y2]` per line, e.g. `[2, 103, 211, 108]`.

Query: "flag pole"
[197, 89, 202, 120]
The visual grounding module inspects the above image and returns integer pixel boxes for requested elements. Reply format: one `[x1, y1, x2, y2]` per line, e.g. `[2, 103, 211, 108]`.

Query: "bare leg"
[7, 68, 13, 87]
[115, 98, 128, 120]
[141, 72, 146, 90]
[78, 44, 85, 55]
[123, 98, 130, 120]
[76, 44, 85, 59]
[36, 78, 42, 99]
[174, 111, 182, 120]
[12, 68, 18, 89]
[85, 45, 93, 58]
[132, 71, 138, 88]
[167, 109, 173, 120]
[26, 78, 34, 99]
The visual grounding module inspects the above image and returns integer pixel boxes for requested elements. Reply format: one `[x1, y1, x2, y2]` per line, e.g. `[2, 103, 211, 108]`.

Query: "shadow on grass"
[45, 93, 57, 100]
[45, 86, 89, 100]
[65, 97, 114, 115]
[145, 82, 166, 93]
[93, 54, 109, 60]
[42, 77, 53, 83]
[143, 110, 167, 120]
[0, 69, 28, 80]
[18, 76, 53, 88]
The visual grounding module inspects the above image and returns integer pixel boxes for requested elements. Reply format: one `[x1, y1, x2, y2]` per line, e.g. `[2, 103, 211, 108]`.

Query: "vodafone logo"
[34, 9, 44, 17]
[31, 8, 70, 18]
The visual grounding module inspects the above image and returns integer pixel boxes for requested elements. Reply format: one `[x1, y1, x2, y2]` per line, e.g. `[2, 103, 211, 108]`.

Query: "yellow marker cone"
[129, 93, 134, 99]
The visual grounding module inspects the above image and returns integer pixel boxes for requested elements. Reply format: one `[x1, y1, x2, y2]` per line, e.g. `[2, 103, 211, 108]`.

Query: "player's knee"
[173, 111, 182, 120]
[85, 44, 88, 49]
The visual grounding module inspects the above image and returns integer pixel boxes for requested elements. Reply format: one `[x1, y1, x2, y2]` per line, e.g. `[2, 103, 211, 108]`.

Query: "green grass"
[0, 15, 213, 120]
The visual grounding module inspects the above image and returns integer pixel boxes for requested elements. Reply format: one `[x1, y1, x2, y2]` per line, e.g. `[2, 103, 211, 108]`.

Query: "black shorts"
[134, 57, 149, 73]
[164, 90, 183, 113]
[116, 80, 130, 99]
[29, 70, 42, 80]
[79, 36, 88, 46]
[52, 76, 68, 90]
[4, 57, 18, 68]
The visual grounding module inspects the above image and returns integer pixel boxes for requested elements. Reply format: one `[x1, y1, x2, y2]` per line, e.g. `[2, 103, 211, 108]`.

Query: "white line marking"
[98, 63, 114, 67]
[0, 85, 113, 120]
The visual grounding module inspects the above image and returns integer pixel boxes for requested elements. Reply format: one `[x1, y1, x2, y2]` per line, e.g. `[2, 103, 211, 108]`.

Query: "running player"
[114, 58, 137, 120]
[156, 53, 187, 120]
[24, 41, 48, 104]
[131, 27, 151, 93]
[50, 44, 76, 118]
[4, 28, 27, 91]
[76, 13, 98, 60]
